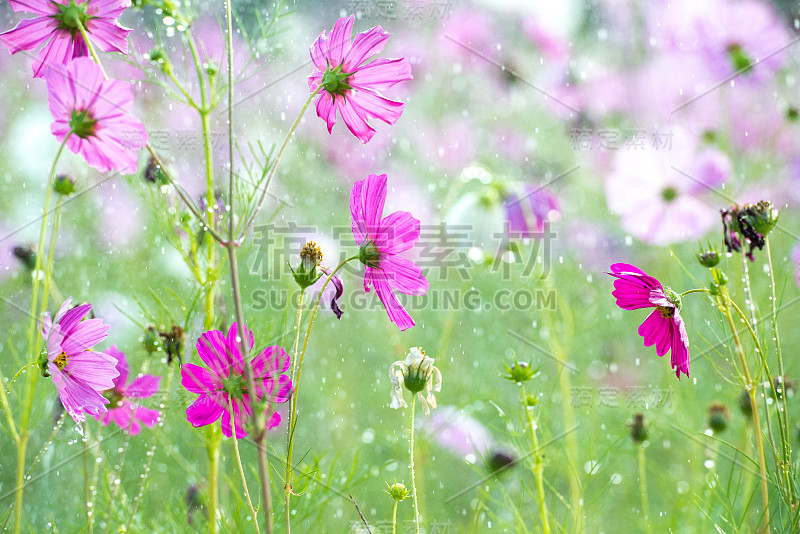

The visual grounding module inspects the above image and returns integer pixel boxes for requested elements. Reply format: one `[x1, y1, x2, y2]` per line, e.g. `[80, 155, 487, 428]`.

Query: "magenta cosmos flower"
[181, 323, 292, 439]
[40, 298, 118, 423]
[1, 0, 131, 78]
[608, 263, 689, 379]
[351, 173, 429, 331]
[309, 15, 412, 144]
[94, 346, 160, 434]
[46, 57, 147, 174]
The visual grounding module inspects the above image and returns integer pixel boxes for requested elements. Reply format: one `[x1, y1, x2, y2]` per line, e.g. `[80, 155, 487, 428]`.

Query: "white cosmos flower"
[389, 347, 443, 415]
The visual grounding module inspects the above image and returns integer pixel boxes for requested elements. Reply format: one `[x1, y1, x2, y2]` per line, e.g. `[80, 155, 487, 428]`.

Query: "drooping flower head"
[39, 297, 118, 423]
[389, 347, 442, 415]
[180, 323, 292, 439]
[607, 263, 690, 379]
[721, 200, 779, 261]
[95, 346, 161, 434]
[351, 173, 429, 331]
[1, 0, 132, 78]
[45, 57, 147, 174]
[309, 15, 412, 143]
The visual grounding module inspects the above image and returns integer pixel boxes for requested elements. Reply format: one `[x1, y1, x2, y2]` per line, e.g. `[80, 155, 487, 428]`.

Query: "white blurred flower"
[389, 347, 443, 415]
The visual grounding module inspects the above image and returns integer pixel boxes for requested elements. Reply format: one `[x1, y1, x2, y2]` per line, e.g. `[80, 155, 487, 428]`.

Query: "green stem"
[75, 20, 107, 78]
[521, 384, 550, 534]
[392, 501, 398, 534]
[285, 256, 357, 504]
[206, 426, 221, 534]
[83, 423, 93, 533]
[638, 445, 651, 534]
[409, 396, 420, 534]
[766, 238, 794, 500]
[14, 135, 69, 534]
[284, 290, 304, 533]
[680, 288, 710, 297]
[720, 286, 770, 529]
[232, 417, 261, 534]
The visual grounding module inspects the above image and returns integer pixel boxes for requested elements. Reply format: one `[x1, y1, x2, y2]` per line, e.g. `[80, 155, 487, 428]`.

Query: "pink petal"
[258, 374, 292, 403]
[315, 92, 337, 134]
[126, 374, 160, 398]
[52, 369, 110, 423]
[221, 398, 250, 439]
[8, 0, 59, 15]
[196, 329, 231, 377]
[132, 406, 160, 430]
[309, 32, 329, 71]
[377, 255, 429, 296]
[186, 395, 225, 428]
[56, 302, 92, 336]
[368, 270, 416, 331]
[85, 18, 130, 54]
[85, 0, 131, 19]
[347, 90, 405, 126]
[63, 350, 119, 391]
[0, 17, 58, 54]
[61, 318, 110, 354]
[349, 57, 412, 92]
[342, 25, 389, 72]
[105, 345, 128, 389]
[338, 97, 376, 143]
[181, 364, 220, 395]
[350, 173, 387, 244]
[637, 309, 671, 357]
[265, 410, 281, 430]
[608, 263, 664, 311]
[376, 210, 420, 255]
[226, 322, 253, 375]
[327, 15, 354, 68]
[251, 346, 289, 377]
[32, 31, 76, 78]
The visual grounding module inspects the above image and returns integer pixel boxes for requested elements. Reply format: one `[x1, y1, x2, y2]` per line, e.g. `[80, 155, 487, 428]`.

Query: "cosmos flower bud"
[291, 241, 324, 290]
[707, 402, 730, 433]
[385, 481, 410, 502]
[53, 174, 76, 196]
[502, 361, 537, 383]
[739, 389, 753, 418]
[741, 200, 779, 239]
[487, 450, 517, 474]
[696, 242, 721, 268]
[144, 156, 169, 186]
[159, 324, 185, 365]
[12, 244, 35, 270]
[629, 413, 647, 444]
[142, 325, 161, 354]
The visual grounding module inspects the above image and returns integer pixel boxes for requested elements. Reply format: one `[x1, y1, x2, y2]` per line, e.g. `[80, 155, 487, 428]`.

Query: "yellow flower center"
[54, 351, 68, 370]
[657, 305, 674, 319]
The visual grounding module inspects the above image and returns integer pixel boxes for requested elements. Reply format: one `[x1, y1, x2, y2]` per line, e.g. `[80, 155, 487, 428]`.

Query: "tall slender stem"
[766, 238, 794, 500]
[285, 256, 357, 509]
[284, 290, 304, 533]
[721, 286, 769, 529]
[521, 384, 550, 534]
[409, 396, 420, 534]
[14, 136, 69, 534]
[232, 421, 261, 534]
[638, 445, 651, 534]
[392, 501, 398, 534]
[206, 426, 221, 533]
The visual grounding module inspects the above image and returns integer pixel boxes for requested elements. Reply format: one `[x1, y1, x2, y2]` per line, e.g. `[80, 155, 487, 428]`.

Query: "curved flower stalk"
[1, 0, 132, 78]
[309, 15, 412, 143]
[181, 323, 293, 439]
[607, 263, 690, 379]
[39, 297, 118, 423]
[95, 346, 161, 434]
[45, 57, 147, 174]
[351, 173, 429, 331]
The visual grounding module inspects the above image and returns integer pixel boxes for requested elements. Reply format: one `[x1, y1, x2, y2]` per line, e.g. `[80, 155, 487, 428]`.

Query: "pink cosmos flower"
[180, 323, 292, 439]
[45, 57, 147, 174]
[95, 346, 160, 434]
[504, 184, 560, 238]
[608, 263, 690, 379]
[308, 15, 412, 143]
[351, 173, 429, 331]
[1, 0, 131, 78]
[40, 297, 118, 423]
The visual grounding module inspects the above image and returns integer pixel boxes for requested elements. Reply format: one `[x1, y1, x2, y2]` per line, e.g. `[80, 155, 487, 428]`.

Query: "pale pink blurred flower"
[420, 406, 494, 461]
[96, 346, 161, 435]
[605, 127, 729, 245]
